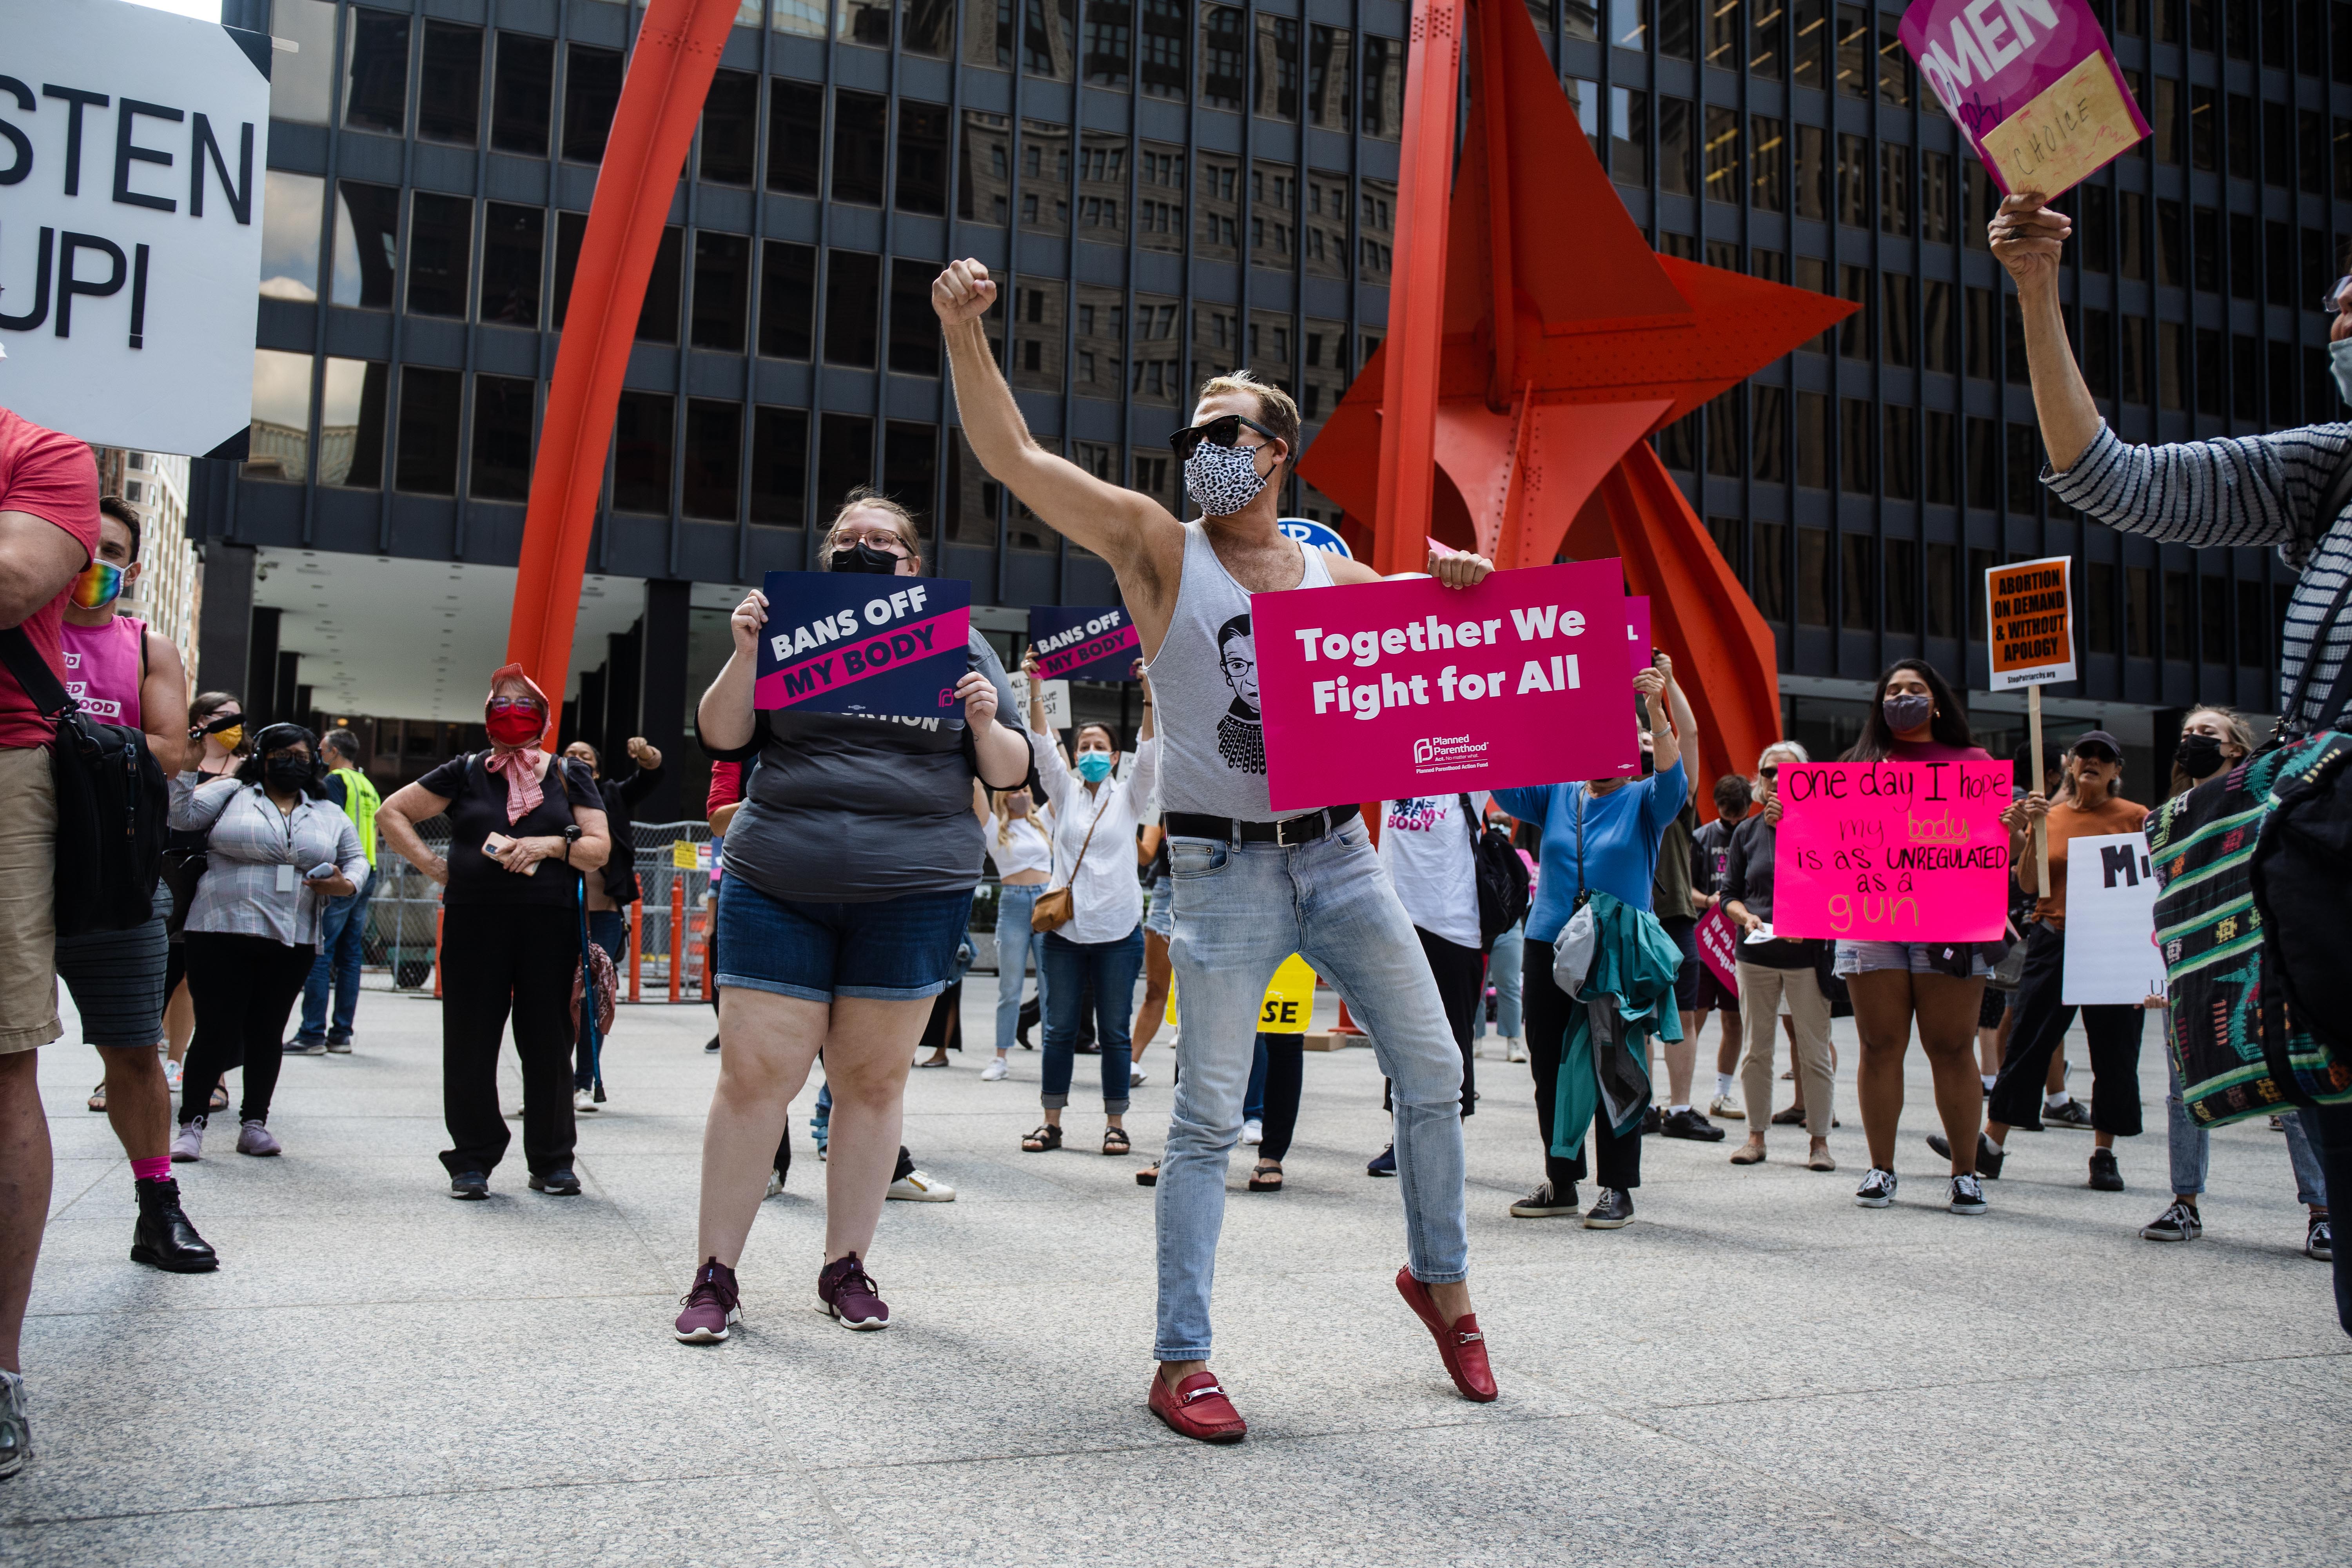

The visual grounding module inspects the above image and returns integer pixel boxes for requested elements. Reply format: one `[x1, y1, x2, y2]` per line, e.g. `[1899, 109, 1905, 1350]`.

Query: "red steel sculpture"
[505, 0, 740, 727]
[1298, 0, 1857, 789]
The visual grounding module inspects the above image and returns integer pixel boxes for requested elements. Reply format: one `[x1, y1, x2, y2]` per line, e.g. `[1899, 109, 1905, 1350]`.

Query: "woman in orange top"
[1955, 732, 2153, 1194]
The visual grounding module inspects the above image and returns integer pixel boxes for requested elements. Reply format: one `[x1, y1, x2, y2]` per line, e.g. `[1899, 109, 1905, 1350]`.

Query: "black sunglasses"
[1758, 764, 1778, 779]
[1169, 413, 1279, 462]
[2074, 744, 2119, 762]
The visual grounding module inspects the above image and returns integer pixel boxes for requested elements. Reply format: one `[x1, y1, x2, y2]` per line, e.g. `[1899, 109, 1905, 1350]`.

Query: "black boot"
[131, 1177, 218, 1272]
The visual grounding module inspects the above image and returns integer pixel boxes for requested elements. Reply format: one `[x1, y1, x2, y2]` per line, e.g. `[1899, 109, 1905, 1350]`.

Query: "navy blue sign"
[1027, 604, 1141, 682]
[754, 571, 973, 721]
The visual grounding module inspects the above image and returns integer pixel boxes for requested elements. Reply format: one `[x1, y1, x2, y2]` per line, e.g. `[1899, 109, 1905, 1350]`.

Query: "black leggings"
[1989, 922, 2145, 1136]
[439, 903, 579, 1177]
[1256, 1032, 1305, 1162]
[1523, 934, 1642, 1191]
[180, 931, 314, 1125]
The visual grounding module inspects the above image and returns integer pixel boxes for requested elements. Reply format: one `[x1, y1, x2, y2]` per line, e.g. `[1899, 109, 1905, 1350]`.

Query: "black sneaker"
[1659, 1107, 1726, 1142]
[2087, 1149, 2124, 1191]
[2043, 1098, 2095, 1131]
[1925, 1130, 2004, 1179]
[449, 1170, 489, 1200]
[1640, 1106, 1661, 1135]
[2140, 1200, 2202, 1242]
[530, 1168, 583, 1196]
[1948, 1173, 1989, 1214]
[1582, 1188, 1635, 1228]
[281, 1037, 327, 1057]
[1508, 1180, 1578, 1218]
[1365, 1144, 1397, 1178]
[2307, 1216, 2334, 1261]
[704, 1035, 720, 1053]
[1854, 1168, 1897, 1207]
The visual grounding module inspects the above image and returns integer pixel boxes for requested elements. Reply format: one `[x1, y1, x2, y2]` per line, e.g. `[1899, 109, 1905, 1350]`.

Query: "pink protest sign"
[1626, 596, 1652, 674]
[1253, 559, 1639, 812]
[1773, 760, 2014, 942]
[1900, 0, 2149, 198]
[1695, 903, 1740, 994]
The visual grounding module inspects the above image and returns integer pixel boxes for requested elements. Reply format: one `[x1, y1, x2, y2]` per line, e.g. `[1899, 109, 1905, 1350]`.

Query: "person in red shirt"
[0, 403, 104, 1481]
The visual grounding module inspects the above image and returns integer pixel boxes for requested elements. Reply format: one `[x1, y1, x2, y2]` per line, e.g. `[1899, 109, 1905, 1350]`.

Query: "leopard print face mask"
[1183, 437, 1269, 517]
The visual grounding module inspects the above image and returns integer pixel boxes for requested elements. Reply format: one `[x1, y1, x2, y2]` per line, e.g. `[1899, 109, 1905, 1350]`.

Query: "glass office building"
[192, 0, 2347, 798]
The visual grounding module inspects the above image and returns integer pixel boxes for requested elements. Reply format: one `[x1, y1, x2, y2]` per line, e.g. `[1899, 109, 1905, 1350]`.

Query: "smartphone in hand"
[305, 861, 339, 883]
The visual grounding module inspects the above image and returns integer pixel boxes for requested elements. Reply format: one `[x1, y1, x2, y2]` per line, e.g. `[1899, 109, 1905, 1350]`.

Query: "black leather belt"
[1163, 804, 1360, 846]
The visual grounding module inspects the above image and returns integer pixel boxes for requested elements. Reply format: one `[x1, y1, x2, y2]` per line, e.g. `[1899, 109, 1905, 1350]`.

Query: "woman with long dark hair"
[1836, 660, 1998, 1217]
[375, 666, 612, 1199]
[168, 724, 366, 1160]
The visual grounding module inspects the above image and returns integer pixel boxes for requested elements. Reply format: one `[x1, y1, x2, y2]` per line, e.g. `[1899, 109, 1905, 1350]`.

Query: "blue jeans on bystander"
[994, 882, 1048, 1055]
[296, 871, 374, 1045]
[1042, 924, 1143, 1113]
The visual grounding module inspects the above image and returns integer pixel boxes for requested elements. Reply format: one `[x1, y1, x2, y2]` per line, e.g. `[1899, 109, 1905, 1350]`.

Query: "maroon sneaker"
[674, 1258, 740, 1343]
[1395, 1267, 1498, 1403]
[816, 1252, 890, 1330]
[1148, 1369, 1247, 1443]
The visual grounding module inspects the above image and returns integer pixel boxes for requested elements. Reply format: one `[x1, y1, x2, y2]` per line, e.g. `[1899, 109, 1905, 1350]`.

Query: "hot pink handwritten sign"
[1626, 596, 1652, 674]
[1900, 0, 2148, 198]
[1773, 760, 2013, 942]
[1695, 903, 1740, 994]
[1253, 559, 1639, 812]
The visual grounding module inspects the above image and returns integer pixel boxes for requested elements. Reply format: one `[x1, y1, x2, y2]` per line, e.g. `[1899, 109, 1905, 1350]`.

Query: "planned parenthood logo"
[1412, 734, 1489, 774]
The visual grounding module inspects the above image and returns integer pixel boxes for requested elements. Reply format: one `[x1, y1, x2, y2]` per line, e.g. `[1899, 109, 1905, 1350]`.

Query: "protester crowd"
[5, 197, 2352, 1480]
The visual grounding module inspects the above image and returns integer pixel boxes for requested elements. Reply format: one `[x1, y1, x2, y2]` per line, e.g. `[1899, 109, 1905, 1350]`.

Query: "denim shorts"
[1143, 873, 1174, 938]
[715, 875, 975, 1004]
[1833, 940, 1991, 979]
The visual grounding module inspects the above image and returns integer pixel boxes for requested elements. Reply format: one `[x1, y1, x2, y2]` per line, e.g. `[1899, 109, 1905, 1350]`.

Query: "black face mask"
[264, 757, 311, 793]
[2174, 733, 2227, 780]
[830, 541, 902, 575]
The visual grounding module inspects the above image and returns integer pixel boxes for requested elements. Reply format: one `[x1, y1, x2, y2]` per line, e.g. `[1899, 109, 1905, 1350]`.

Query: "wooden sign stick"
[2028, 685, 2051, 898]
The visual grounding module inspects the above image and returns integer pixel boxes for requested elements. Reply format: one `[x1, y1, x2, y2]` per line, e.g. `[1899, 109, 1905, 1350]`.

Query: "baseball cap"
[2070, 730, 2123, 760]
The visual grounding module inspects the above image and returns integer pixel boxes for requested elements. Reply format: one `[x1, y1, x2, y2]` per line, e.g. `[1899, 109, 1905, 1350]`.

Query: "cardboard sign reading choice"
[1253, 560, 1638, 812]
[1900, 0, 2148, 198]
[753, 571, 973, 721]
[2062, 832, 2166, 1005]
[1987, 554, 2076, 688]
[1774, 761, 2014, 942]
[1027, 605, 1140, 682]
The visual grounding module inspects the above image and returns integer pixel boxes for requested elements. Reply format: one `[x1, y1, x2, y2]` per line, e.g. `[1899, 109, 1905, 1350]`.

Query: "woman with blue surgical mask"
[1017, 652, 1158, 1158]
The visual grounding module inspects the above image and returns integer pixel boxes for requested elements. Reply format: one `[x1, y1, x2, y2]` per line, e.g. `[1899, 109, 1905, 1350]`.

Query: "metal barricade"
[364, 821, 448, 990]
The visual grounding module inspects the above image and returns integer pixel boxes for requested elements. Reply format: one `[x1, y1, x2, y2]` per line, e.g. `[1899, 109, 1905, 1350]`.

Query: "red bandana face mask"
[484, 699, 545, 748]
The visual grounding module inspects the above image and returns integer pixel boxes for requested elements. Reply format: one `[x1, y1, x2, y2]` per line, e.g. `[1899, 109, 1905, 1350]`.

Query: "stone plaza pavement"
[7, 983, 2348, 1567]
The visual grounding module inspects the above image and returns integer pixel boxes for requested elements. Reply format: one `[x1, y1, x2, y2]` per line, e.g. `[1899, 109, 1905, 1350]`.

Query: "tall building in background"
[179, 0, 2346, 802]
[92, 448, 203, 688]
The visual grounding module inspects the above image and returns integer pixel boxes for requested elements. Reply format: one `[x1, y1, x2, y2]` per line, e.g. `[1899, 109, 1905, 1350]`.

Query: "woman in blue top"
[1492, 656, 1693, 1230]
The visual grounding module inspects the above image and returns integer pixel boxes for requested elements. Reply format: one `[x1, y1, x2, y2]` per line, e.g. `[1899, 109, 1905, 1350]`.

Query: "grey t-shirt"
[719, 629, 1024, 904]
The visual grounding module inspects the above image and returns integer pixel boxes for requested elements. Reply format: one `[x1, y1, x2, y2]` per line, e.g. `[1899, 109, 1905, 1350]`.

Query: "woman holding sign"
[673, 495, 1031, 1343]
[1018, 654, 1156, 1156]
[1720, 743, 1837, 1174]
[1834, 661, 1999, 1216]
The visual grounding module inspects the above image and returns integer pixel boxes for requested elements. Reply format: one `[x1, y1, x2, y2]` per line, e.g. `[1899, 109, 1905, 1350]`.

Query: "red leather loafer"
[1395, 1267, 1498, 1403]
[1148, 1369, 1248, 1443]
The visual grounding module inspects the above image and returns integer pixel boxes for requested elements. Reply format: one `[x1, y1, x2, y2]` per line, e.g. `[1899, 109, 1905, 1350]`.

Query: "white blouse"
[1030, 731, 1158, 946]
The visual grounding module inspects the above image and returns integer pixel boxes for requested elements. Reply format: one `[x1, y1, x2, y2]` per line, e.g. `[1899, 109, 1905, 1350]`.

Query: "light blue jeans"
[1474, 919, 1524, 1039]
[993, 881, 1048, 1056]
[2166, 1058, 2327, 1204]
[296, 870, 373, 1044]
[1159, 815, 1468, 1361]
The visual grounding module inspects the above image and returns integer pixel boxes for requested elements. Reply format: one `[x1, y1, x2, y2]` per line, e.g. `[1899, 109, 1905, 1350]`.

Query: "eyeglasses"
[486, 697, 544, 717]
[2327, 277, 2352, 314]
[1169, 413, 1279, 462]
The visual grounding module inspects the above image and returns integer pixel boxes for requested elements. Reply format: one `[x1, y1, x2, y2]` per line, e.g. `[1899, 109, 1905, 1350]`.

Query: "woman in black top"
[560, 735, 665, 1111]
[377, 665, 611, 1199]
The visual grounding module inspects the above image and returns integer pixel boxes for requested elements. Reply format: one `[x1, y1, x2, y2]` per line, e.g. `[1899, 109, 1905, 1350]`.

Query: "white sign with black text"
[2061, 832, 2167, 1005]
[0, 0, 273, 457]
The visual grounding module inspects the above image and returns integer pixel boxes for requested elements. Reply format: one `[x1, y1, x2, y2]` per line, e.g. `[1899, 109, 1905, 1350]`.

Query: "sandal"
[88, 1083, 107, 1113]
[209, 1083, 230, 1112]
[1021, 1124, 1063, 1153]
[1103, 1125, 1131, 1156]
[1247, 1160, 1283, 1192]
[1135, 1164, 1159, 1187]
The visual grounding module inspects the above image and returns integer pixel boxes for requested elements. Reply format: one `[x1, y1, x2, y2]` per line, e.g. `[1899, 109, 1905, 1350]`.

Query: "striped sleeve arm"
[2042, 421, 2352, 552]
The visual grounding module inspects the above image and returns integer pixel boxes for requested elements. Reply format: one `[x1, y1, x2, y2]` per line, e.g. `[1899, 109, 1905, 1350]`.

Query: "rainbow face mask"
[69, 560, 124, 610]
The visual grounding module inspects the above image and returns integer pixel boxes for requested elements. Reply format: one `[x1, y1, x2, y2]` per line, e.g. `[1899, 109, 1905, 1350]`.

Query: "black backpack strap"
[0, 625, 75, 720]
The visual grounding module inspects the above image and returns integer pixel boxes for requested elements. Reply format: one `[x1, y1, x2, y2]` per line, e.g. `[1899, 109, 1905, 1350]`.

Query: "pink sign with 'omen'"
[1899, 0, 2149, 197]
[1773, 760, 2014, 942]
[1253, 560, 1640, 812]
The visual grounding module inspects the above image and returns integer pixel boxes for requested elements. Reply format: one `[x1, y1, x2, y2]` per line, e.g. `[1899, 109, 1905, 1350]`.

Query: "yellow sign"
[671, 840, 699, 869]
[1165, 955, 1319, 1031]
[1979, 53, 2145, 199]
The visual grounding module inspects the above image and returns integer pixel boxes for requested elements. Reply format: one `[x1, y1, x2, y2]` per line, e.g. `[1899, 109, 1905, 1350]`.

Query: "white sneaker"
[1241, 1118, 1263, 1146]
[163, 1058, 183, 1093]
[1130, 1064, 1147, 1086]
[574, 1089, 599, 1113]
[1708, 1093, 1744, 1121]
[764, 1169, 786, 1199]
[1504, 1036, 1527, 1063]
[887, 1169, 956, 1201]
[980, 1056, 1009, 1082]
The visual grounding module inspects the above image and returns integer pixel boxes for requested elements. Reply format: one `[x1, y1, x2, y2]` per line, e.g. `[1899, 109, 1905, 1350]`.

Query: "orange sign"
[1986, 555, 2076, 689]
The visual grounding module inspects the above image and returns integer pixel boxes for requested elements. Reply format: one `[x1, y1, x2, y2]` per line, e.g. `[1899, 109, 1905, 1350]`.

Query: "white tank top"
[1141, 522, 1334, 822]
[988, 815, 1054, 879]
